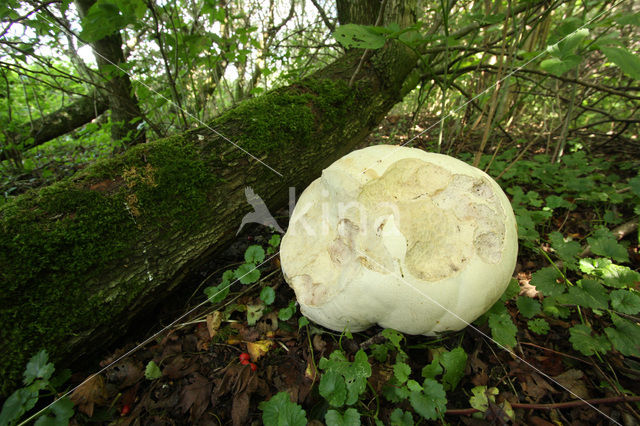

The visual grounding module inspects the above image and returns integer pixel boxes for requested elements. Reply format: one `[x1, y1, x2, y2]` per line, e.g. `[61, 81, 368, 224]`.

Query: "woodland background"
[1, 0, 640, 424]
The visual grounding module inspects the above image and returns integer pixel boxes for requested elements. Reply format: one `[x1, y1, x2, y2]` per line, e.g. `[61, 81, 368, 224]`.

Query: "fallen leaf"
[553, 369, 589, 400]
[206, 311, 223, 338]
[246, 339, 273, 362]
[69, 375, 108, 417]
[178, 373, 212, 422]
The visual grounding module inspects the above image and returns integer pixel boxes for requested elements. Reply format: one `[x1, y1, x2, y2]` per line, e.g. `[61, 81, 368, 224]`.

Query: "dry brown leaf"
[69, 375, 108, 417]
[206, 311, 223, 338]
[553, 369, 589, 400]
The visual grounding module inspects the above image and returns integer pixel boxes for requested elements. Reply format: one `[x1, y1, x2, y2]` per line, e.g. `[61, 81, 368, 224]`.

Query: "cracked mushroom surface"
[280, 145, 518, 335]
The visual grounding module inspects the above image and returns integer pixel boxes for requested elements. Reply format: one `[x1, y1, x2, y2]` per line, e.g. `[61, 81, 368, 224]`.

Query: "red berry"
[238, 352, 250, 362]
[240, 358, 250, 365]
[121, 404, 131, 416]
[250, 363, 257, 371]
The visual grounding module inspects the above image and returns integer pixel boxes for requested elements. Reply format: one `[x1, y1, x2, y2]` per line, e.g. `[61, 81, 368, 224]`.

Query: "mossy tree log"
[0, 7, 418, 397]
[0, 92, 108, 161]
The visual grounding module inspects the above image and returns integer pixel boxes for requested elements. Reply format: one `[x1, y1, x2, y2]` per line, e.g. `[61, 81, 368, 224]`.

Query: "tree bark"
[75, 0, 146, 147]
[0, 92, 108, 160]
[0, 1, 418, 397]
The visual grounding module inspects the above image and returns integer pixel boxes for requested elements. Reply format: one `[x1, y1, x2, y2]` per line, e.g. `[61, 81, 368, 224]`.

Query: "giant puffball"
[280, 145, 518, 335]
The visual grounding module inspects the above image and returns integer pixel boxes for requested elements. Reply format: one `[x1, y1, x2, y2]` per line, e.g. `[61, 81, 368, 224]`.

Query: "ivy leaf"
[325, 408, 361, 426]
[542, 296, 571, 318]
[604, 314, 640, 357]
[319, 350, 371, 407]
[393, 362, 411, 384]
[569, 324, 611, 356]
[440, 348, 467, 391]
[564, 279, 609, 310]
[409, 379, 447, 420]
[259, 391, 307, 426]
[145, 361, 162, 380]
[587, 228, 629, 263]
[610, 290, 640, 314]
[234, 263, 260, 284]
[390, 408, 414, 426]
[333, 24, 386, 49]
[260, 286, 275, 305]
[600, 46, 640, 80]
[530, 267, 565, 296]
[268, 234, 281, 248]
[24, 350, 55, 385]
[244, 245, 265, 264]
[488, 312, 517, 348]
[421, 360, 442, 380]
[528, 318, 550, 335]
[516, 296, 541, 318]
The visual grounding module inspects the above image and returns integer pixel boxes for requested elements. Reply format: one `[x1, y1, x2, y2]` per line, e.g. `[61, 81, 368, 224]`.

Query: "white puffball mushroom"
[280, 145, 518, 335]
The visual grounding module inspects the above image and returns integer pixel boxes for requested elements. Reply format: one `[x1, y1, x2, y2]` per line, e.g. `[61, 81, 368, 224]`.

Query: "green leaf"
[440, 348, 467, 391]
[24, 350, 54, 385]
[556, 28, 588, 58]
[569, 324, 611, 356]
[34, 398, 74, 426]
[333, 24, 386, 49]
[469, 386, 498, 412]
[615, 12, 640, 26]
[382, 329, 404, 348]
[549, 231, 581, 267]
[610, 290, 640, 315]
[269, 234, 281, 247]
[579, 258, 640, 288]
[319, 370, 347, 407]
[319, 350, 371, 407]
[501, 278, 521, 301]
[260, 286, 276, 305]
[488, 312, 517, 348]
[587, 228, 629, 263]
[629, 175, 640, 197]
[204, 283, 230, 303]
[0, 388, 39, 426]
[542, 296, 571, 318]
[390, 408, 414, 426]
[528, 318, 550, 335]
[298, 316, 309, 329]
[234, 263, 260, 284]
[278, 300, 297, 321]
[600, 47, 640, 80]
[245, 245, 266, 264]
[540, 55, 582, 76]
[247, 304, 264, 326]
[530, 267, 565, 296]
[325, 408, 361, 426]
[605, 314, 640, 357]
[259, 391, 308, 426]
[564, 279, 609, 310]
[145, 361, 162, 380]
[409, 379, 447, 420]
[393, 362, 411, 384]
[545, 195, 574, 210]
[421, 359, 442, 380]
[516, 296, 541, 319]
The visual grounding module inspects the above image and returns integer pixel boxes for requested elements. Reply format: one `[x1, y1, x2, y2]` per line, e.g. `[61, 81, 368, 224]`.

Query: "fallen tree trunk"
[0, 15, 418, 398]
[1, 92, 108, 160]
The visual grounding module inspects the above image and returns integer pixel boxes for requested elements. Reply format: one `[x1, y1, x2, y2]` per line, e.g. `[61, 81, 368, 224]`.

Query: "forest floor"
[6, 114, 640, 425]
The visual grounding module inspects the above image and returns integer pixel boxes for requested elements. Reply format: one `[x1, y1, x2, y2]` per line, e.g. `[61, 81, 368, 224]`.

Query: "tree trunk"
[0, 1, 418, 397]
[75, 0, 146, 147]
[0, 92, 108, 160]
